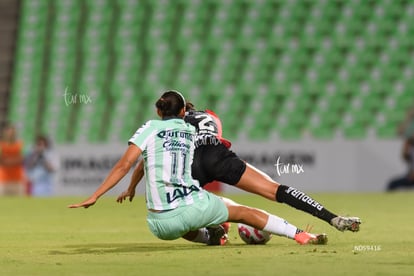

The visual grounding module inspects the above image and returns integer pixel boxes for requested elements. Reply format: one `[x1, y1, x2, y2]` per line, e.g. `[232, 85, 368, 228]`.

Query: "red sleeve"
[205, 109, 232, 148]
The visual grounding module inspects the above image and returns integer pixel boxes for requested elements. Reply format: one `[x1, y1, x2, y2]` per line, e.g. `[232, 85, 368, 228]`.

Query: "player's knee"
[227, 205, 256, 222]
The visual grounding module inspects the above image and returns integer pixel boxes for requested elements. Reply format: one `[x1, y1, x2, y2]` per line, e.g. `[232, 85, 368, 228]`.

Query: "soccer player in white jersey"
[69, 91, 327, 245]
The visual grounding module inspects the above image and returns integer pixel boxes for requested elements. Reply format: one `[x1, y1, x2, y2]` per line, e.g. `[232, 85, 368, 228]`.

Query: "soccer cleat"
[207, 225, 228, 246]
[220, 233, 229, 245]
[331, 216, 361, 232]
[294, 232, 328, 245]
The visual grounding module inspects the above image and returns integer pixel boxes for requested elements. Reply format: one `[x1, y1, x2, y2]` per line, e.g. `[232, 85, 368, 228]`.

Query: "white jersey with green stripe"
[129, 118, 204, 211]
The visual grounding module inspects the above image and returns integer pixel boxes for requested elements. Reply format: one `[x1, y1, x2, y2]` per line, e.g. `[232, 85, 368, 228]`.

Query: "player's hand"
[116, 189, 135, 203]
[68, 196, 97, 209]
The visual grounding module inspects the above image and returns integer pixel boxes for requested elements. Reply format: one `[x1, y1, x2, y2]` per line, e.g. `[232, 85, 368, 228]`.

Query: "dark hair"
[36, 134, 50, 148]
[155, 90, 186, 117]
[185, 102, 195, 111]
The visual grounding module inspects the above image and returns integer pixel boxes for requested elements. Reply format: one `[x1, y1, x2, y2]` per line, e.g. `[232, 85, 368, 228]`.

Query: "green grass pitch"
[1, 192, 413, 276]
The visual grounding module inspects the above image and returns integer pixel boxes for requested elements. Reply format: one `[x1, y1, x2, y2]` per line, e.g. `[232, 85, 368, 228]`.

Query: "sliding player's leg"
[193, 143, 360, 232]
[235, 163, 361, 232]
[222, 197, 327, 245]
[182, 226, 227, 246]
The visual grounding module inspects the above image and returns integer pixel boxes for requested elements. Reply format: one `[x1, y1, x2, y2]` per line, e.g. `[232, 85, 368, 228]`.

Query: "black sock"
[275, 185, 337, 224]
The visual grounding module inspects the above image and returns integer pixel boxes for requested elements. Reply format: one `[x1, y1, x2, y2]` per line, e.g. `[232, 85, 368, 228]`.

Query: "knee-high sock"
[190, 228, 209, 244]
[263, 214, 299, 239]
[276, 185, 337, 224]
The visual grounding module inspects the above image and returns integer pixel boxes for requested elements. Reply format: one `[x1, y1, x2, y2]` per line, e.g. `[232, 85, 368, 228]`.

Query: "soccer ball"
[237, 223, 272, 244]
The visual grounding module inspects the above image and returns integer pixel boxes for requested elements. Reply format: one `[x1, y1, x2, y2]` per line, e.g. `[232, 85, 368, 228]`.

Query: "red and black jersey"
[184, 109, 232, 148]
[185, 109, 245, 186]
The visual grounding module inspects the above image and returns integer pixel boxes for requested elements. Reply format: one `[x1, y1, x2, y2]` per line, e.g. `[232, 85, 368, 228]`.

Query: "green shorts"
[146, 191, 229, 240]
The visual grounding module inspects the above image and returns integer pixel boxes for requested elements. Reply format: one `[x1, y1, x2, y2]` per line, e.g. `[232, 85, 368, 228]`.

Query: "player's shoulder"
[141, 119, 180, 127]
[185, 109, 206, 117]
[151, 118, 195, 132]
[184, 109, 215, 121]
[132, 120, 159, 136]
[205, 109, 219, 118]
[139, 119, 157, 129]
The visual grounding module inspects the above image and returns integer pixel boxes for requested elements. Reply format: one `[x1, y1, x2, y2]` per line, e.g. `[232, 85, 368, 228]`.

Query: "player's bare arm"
[117, 159, 145, 203]
[68, 144, 142, 208]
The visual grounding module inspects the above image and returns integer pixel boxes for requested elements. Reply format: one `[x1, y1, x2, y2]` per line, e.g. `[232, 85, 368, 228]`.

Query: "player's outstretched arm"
[68, 144, 142, 208]
[68, 196, 98, 209]
[117, 159, 144, 203]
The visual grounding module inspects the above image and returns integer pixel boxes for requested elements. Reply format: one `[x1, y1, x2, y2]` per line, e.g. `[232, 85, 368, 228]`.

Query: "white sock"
[263, 214, 298, 239]
[191, 228, 209, 244]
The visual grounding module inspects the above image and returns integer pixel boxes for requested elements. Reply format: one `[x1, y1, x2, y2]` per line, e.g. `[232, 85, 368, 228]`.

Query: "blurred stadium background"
[1, 0, 413, 195]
